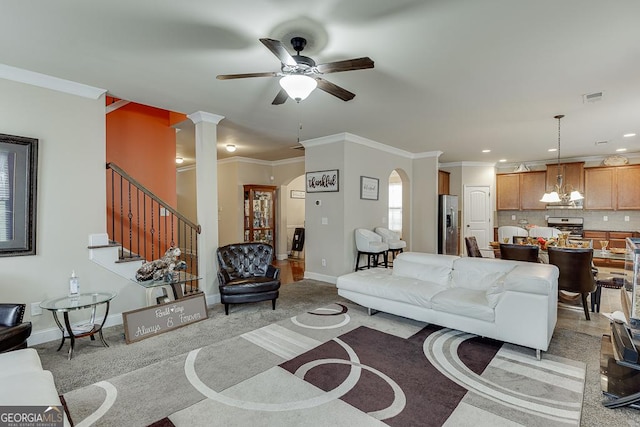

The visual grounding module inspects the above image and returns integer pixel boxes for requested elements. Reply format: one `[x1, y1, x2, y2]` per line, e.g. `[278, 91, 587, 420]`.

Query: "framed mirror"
[0, 133, 38, 256]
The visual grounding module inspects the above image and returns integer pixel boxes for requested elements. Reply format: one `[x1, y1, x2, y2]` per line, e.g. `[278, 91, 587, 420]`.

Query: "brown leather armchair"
[0, 304, 32, 353]
[216, 243, 281, 315]
[547, 247, 597, 320]
[499, 243, 539, 262]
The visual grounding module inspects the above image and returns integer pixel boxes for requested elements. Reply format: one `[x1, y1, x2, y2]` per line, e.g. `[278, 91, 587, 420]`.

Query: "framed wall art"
[0, 133, 38, 257]
[306, 170, 339, 193]
[360, 176, 379, 200]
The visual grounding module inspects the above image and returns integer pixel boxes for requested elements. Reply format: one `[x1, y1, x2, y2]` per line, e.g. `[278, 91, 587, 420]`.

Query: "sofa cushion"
[0, 348, 42, 377]
[392, 252, 458, 287]
[0, 370, 63, 406]
[504, 263, 559, 295]
[485, 280, 505, 308]
[451, 257, 518, 291]
[336, 268, 448, 309]
[431, 287, 495, 322]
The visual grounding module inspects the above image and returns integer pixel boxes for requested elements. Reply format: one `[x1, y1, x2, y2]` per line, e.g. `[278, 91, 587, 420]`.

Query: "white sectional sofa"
[336, 252, 559, 358]
[0, 348, 71, 426]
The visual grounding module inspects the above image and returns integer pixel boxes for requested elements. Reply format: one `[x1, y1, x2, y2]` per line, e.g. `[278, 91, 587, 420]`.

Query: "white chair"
[528, 227, 562, 239]
[497, 226, 528, 244]
[355, 229, 389, 271]
[374, 227, 407, 261]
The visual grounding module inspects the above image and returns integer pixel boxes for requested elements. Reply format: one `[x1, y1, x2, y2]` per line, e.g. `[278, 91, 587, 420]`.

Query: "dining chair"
[498, 226, 528, 244]
[529, 227, 562, 239]
[547, 247, 597, 320]
[464, 236, 483, 257]
[499, 243, 539, 263]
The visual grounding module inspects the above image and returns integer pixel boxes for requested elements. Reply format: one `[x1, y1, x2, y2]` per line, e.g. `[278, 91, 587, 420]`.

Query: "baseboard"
[303, 271, 337, 285]
[28, 292, 222, 346]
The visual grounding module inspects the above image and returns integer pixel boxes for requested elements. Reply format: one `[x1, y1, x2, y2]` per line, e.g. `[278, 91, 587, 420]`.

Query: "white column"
[187, 111, 224, 302]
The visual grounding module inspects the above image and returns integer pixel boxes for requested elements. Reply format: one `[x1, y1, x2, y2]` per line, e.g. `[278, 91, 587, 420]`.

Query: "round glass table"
[40, 292, 117, 359]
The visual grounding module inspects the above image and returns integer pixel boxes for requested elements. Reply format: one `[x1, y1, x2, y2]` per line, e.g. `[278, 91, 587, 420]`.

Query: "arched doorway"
[388, 170, 403, 236]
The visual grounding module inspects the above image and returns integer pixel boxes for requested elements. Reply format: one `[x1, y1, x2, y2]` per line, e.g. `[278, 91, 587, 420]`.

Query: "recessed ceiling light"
[498, 159, 507, 163]
[226, 144, 237, 152]
[616, 148, 627, 152]
[175, 157, 184, 164]
[482, 149, 491, 153]
[624, 133, 636, 138]
[548, 148, 557, 152]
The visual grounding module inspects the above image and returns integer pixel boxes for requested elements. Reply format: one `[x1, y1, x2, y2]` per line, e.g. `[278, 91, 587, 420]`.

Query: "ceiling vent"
[595, 140, 608, 146]
[583, 91, 604, 103]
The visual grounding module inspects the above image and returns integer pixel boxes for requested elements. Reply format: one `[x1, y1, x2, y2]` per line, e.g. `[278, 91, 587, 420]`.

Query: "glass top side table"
[40, 292, 117, 360]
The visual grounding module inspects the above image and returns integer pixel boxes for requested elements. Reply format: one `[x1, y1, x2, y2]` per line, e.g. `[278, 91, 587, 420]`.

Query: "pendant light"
[540, 115, 584, 203]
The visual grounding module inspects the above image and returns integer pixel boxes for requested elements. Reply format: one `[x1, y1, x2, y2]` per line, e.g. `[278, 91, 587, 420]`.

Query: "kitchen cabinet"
[496, 171, 546, 210]
[438, 170, 450, 195]
[584, 165, 640, 210]
[243, 185, 276, 248]
[546, 162, 584, 193]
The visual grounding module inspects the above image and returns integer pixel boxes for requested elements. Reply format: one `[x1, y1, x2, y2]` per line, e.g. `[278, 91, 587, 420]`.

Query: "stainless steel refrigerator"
[438, 195, 459, 255]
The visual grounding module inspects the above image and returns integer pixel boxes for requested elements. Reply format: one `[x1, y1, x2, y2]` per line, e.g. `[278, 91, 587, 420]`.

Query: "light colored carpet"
[62, 304, 587, 426]
[35, 279, 640, 425]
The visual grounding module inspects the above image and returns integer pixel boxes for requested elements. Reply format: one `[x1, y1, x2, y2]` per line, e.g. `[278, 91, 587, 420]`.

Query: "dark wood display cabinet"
[243, 185, 277, 248]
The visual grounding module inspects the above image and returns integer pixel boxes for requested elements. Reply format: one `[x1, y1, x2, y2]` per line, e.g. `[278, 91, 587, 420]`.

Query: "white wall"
[0, 78, 145, 340]
[303, 133, 422, 281]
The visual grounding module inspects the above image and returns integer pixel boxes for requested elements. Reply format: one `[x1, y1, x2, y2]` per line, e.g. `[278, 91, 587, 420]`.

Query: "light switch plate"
[321, 217, 328, 225]
[603, 216, 608, 221]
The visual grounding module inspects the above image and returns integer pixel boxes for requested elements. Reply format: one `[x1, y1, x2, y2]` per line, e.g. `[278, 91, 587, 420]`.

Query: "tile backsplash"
[497, 209, 639, 232]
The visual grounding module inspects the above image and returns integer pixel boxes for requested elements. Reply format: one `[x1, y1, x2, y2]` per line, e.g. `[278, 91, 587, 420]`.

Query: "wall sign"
[290, 190, 305, 199]
[306, 170, 339, 193]
[360, 176, 379, 200]
[122, 293, 208, 343]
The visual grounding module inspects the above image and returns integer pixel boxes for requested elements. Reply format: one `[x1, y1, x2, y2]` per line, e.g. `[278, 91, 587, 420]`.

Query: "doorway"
[463, 185, 492, 254]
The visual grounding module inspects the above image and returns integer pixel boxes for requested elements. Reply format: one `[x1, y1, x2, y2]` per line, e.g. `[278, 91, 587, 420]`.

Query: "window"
[388, 171, 402, 234]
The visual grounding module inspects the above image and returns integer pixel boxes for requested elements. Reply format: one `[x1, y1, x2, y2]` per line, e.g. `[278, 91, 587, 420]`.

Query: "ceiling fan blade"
[259, 38, 297, 66]
[315, 57, 374, 74]
[315, 78, 356, 101]
[216, 72, 278, 80]
[272, 89, 288, 105]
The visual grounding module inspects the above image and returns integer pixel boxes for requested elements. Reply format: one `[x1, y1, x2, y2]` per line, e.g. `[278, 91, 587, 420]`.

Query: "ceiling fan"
[216, 37, 374, 104]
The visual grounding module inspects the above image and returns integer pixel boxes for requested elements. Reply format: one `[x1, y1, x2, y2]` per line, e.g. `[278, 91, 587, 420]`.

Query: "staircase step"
[116, 255, 144, 264]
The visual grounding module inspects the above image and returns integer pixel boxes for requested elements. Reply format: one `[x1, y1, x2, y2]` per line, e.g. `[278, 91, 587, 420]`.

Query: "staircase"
[89, 163, 201, 292]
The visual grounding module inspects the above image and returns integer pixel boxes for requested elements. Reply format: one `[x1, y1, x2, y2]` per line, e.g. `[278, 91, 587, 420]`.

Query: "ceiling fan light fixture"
[226, 144, 237, 152]
[279, 75, 317, 102]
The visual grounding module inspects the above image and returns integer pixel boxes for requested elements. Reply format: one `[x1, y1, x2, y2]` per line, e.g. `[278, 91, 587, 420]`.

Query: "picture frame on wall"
[290, 190, 305, 199]
[360, 176, 379, 200]
[0, 133, 38, 257]
[306, 170, 339, 193]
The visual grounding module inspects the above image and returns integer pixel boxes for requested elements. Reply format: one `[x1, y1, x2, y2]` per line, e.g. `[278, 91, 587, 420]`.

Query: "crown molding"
[439, 161, 497, 168]
[302, 132, 424, 159]
[0, 63, 106, 99]
[496, 151, 640, 171]
[217, 156, 273, 166]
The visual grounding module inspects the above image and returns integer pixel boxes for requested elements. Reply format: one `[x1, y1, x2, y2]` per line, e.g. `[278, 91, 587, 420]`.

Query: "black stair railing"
[106, 162, 200, 292]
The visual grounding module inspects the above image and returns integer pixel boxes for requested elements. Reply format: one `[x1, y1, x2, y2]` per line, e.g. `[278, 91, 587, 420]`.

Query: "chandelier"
[540, 114, 584, 204]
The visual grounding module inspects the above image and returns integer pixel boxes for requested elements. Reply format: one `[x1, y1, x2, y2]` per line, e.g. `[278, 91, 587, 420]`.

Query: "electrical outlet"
[321, 258, 327, 267]
[625, 216, 630, 222]
[603, 216, 608, 221]
[321, 217, 328, 225]
[511, 215, 516, 220]
[31, 302, 42, 316]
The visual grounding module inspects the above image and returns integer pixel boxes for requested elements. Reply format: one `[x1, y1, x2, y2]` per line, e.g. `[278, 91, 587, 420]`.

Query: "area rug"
[62, 303, 586, 426]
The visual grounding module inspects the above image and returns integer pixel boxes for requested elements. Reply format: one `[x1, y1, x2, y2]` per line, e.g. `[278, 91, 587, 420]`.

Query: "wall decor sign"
[290, 190, 305, 199]
[122, 293, 208, 343]
[0, 133, 38, 257]
[360, 176, 379, 200]
[306, 170, 339, 193]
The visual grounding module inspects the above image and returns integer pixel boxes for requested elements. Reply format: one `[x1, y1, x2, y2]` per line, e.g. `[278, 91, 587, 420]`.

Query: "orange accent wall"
[106, 103, 177, 204]
[106, 102, 179, 259]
